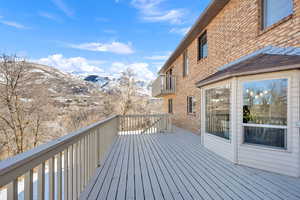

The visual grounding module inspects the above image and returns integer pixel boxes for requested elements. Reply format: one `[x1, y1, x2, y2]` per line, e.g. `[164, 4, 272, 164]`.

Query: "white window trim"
[242, 123, 287, 129]
[239, 76, 291, 151]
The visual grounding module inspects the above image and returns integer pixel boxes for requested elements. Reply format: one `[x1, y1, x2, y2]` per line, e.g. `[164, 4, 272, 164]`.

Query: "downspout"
[200, 88, 205, 145]
[231, 77, 239, 164]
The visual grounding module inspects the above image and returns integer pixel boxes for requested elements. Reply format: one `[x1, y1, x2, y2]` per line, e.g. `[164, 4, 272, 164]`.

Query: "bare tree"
[0, 54, 48, 157]
[118, 68, 138, 115]
[102, 93, 115, 117]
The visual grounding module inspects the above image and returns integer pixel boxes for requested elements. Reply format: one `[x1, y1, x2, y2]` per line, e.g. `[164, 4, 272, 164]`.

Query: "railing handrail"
[0, 114, 172, 200]
[119, 114, 167, 117]
[0, 115, 118, 187]
[152, 74, 176, 97]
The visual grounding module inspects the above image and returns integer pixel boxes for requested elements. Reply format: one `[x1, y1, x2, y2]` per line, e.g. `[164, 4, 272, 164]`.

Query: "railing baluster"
[91, 132, 94, 173]
[77, 141, 81, 196]
[24, 169, 33, 200]
[49, 157, 55, 200]
[63, 149, 68, 200]
[68, 145, 73, 200]
[38, 163, 45, 200]
[57, 153, 62, 200]
[73, 143, 78, 199]
[93, 131, 97, 169]
[90, 132, 93, 178]
[78, 140, 82, 192]
[87, 133, 91, 180]
[96, 128, 100, 167]
[80, 138, 84, 190]
[84, 136, 88, 184]
[0, 115, 120, 200]
[7, 179, 18, 200]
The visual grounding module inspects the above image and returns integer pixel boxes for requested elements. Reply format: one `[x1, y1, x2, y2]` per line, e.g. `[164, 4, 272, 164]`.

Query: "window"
[205, 85, 231, 139]
[198, 31, 208, 60]
[166, 68, 173, 90]
[168, 99, 173, 114]
[187, 96, 195, 114]
[243, 79, 288, 148]
[262, 0, 293, 29]
[183, 50, 189, 77]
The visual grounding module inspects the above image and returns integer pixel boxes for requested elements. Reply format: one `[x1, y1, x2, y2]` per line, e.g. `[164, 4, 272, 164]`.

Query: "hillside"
[0, 61, 162, 160]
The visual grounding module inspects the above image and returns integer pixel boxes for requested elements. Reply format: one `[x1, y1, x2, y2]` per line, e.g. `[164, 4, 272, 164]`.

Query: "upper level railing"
[152, 75, 176, 97]
[0, 114, 172, 200]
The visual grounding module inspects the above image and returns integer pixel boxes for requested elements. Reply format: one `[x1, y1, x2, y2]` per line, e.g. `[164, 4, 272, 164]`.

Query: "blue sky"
[0, 0, 210, 81]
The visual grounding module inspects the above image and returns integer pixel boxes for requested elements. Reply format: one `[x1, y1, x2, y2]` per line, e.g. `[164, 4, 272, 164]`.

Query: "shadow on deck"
[81, 127, 300, 200]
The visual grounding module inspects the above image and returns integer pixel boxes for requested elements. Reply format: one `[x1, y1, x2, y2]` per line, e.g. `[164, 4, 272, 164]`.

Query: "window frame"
[183, 50, 189, 77]
[187, 96, 195, 114]
[241, 77, 289, 150]
[260, 0, 294, 30]
[198, 31, 207, 60]
[168, 98, 173, 114]
[204, 84, 231, 140]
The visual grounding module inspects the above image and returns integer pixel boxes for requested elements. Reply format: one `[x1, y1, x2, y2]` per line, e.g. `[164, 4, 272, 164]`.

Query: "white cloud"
[145, 55, 168, 60]
[35, 54, 105, 75]
[110, 62, 155, 82]
[38, 11, 61, 22]
[34, 54, 156, 82]
[51, 0, 74, 17]
[170, 26, 190, 35]
[0, 20, 28, 29]
[145, 51, 171, 61]
[69, 41, 134, 55]
[143, 9, 184, 24]
[131, 0, 185, 24]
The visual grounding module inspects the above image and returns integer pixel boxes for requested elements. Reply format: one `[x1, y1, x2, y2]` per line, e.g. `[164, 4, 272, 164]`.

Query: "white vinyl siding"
[201, 71, 300, 177]
[201, 80, 235, 162]
[236, 71, 300, 177]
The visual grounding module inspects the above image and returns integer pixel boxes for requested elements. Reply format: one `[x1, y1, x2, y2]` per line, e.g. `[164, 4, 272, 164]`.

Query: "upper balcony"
[152, 75, 176, 97]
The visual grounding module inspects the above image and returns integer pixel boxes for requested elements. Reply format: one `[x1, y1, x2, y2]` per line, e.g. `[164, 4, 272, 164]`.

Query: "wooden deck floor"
[81, 128, 300, 200]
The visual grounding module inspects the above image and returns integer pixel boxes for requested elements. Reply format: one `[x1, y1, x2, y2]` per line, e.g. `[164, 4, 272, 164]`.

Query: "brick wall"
[162, 0, 300, 134]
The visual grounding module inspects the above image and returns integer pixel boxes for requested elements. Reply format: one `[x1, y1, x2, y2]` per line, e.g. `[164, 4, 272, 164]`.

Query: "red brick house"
[153, 0, 300, 177]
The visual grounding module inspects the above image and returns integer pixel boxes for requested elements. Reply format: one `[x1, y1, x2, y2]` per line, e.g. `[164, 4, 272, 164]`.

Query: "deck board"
[82, 127, 300, 200]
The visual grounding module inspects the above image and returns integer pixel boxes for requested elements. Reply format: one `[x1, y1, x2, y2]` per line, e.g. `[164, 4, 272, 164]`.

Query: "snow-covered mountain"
[81, 74, 152, 96]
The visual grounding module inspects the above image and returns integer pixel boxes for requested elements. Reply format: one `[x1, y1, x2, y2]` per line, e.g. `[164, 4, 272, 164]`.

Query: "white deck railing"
[0, 114, 172, 200]
[152, 75, 176, 97]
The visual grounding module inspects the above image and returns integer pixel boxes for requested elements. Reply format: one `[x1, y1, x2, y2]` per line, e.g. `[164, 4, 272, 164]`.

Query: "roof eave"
[196, 64, 300, 88]
[158, 0, 230, 74]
